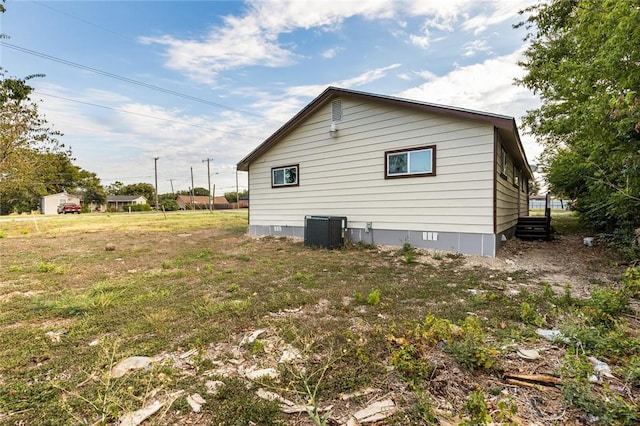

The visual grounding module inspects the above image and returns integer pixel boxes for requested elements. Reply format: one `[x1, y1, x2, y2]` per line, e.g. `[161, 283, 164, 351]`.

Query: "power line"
[36, 90, 263, 140]
[33, 0, 136, 43]
[0, 41, 268, 119]
[31, 0, 256, 88]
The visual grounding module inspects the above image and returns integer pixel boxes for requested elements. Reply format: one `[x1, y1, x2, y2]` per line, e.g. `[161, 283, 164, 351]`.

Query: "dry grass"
[0, 211, 637, 425]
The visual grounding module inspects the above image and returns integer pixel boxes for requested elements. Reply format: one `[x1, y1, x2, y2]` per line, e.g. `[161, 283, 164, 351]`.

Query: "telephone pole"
[202, 158, 214, 211]
[153, 157, 159, 210]
[190, 167, 195, 209]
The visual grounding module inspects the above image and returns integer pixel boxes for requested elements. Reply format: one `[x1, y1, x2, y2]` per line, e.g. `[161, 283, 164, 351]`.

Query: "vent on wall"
[331, 99, 342, 122]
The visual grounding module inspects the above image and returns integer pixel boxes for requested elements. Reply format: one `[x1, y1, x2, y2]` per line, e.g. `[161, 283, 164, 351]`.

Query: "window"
[500, 146, 508, 178]
[385, 146, 435, 178]
[271, 165, 299, 187]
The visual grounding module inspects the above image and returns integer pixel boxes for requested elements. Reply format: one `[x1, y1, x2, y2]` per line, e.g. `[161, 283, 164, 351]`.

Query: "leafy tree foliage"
[0, 69, 77, 214]
[517, 0, 640, 250]
[106, 182, 155, 204]
[176, 187, 209, 196]
[158, 193, 179, 211]
[224, 189, 248, 203]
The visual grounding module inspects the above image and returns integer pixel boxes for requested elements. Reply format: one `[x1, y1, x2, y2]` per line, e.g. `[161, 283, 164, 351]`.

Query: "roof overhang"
[237, 86, 533, 180]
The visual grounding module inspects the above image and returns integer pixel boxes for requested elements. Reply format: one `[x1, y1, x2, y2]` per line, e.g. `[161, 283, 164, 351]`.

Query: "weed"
[37, 261, 61, 273]
[622, 266, 640, 297]
[560, 349, 638, 425]
[625, 355, 640, 387]
[432, 251, 443, 260]
[237, 254, 251, 262]
[227, 283, 240, 293]
[461, 388, 492, 425]
[8, 264, 23, 272]
[390, 343, 435, 388]
[399, 241, 417, 264]
[520, 301, 546, 327]
[294, 271, 307, 281]
[367, 288, 381, 305]
[449, 316, 499, 370]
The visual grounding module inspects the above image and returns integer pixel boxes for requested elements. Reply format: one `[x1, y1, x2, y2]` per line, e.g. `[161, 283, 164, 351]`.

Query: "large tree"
[0, 71, 75, 213]
[517, 0, 640, 248]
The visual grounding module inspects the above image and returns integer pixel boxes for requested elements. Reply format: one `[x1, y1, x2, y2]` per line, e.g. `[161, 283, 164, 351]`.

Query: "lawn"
[0, 211, 638, 425]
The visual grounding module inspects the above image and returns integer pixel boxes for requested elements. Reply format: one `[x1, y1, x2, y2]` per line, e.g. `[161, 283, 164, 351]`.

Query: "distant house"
[238, 194, 249, 209]
[236, 86, 534, 257]
[41, 192, 81, 215]
[175, 195, 230, 210]
[106, 195, 147, 212]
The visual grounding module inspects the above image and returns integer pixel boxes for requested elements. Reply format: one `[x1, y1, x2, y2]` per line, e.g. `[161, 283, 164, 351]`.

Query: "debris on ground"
[45, 329, 66, 342]
[186, 393, 206, 412]
[349, 399, 396, 424]
[109, 356, 153, 378]
[118, 390, 183, 426]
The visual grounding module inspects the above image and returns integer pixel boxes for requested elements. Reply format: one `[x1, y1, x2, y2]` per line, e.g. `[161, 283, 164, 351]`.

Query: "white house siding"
[248, 98, 498, 255]
[495, 133, 521, 236]
[40, 193, 80, 215]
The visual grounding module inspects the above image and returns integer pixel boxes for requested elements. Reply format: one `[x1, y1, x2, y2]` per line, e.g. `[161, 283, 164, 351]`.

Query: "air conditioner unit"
[304, 216, 347, 249]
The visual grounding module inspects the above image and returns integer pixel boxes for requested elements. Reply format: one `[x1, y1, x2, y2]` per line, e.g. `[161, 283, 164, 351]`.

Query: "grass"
[0, 210, 638, 425]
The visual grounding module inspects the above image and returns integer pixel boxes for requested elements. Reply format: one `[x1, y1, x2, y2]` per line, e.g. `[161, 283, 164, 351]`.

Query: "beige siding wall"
[495, 134, 522, 233]
[249, 98, 495, 234]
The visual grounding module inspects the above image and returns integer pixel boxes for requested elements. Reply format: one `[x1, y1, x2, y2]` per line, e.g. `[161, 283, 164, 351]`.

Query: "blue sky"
[1, 0, 540, 195]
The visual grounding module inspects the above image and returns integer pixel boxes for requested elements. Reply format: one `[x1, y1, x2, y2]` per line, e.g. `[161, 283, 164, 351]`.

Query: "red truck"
[57, 203, 82, 214]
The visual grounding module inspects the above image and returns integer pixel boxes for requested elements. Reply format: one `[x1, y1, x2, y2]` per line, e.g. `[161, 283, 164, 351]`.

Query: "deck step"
[516, 216, 552, 240]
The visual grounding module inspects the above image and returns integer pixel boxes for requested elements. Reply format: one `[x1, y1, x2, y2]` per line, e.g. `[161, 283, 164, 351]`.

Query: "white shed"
[41, 192, 81, 215]
[237, 87, 533, 257]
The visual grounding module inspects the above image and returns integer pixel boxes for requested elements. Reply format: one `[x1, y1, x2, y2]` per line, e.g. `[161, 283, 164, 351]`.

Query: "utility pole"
[153, 157, 159, 210]
[202, 158, 214, 211]
[235, 168, 239, 209]
[190, 167, 195, 210]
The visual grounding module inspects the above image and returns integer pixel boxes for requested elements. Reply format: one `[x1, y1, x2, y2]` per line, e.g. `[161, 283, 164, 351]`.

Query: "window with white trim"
[271, 164, 299, 187]
[385, 146, 435, 178]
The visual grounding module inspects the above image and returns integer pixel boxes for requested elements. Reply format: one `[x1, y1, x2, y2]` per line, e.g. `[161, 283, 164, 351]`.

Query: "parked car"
[57, 203, 82, 214]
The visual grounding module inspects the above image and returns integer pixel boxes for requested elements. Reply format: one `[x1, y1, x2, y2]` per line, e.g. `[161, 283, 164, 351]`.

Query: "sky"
[1, 0, 542, 195]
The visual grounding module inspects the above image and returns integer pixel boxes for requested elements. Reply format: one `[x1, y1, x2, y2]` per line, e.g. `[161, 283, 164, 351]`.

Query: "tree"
[225, 189, 248, 203]
[120, 183, 155, 203]
[0, 70, 72, 213]
[517, 0, 640, 249]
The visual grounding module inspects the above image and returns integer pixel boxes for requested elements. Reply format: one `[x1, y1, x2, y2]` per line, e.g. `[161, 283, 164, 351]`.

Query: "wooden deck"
[515, 193, 553, 240]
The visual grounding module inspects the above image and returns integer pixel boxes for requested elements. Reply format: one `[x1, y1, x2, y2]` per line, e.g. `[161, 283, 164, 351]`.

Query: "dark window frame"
[271, 164, 299, 188]
[500, 146, 508, 180]
[384, 145, 436, 179]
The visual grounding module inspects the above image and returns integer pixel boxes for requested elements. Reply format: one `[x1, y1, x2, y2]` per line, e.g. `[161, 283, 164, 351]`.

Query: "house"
[41, 192, 81, 215]
[175, 195, 231, 210]
[238, 194, 249, 208]
[106, 195, 147, 212]
[236, 87, 534, 257]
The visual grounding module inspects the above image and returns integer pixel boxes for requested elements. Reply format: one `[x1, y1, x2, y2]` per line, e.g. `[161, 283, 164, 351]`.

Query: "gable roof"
[237, 86, 533, 180]
[107, 195, 146, 202]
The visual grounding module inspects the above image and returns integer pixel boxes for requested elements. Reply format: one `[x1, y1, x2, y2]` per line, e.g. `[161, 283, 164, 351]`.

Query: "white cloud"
[461, 1, 536, 34]
[397, 48, 542, 162]
[409, 33, 430, 49]
[321, 47, 341, 59]
[462, 39, 491, 57]
[140, 0, 538, 83]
